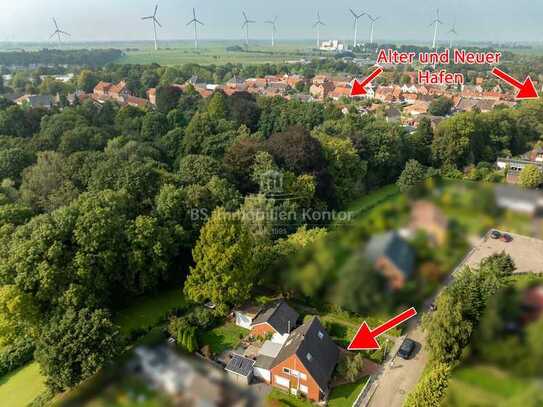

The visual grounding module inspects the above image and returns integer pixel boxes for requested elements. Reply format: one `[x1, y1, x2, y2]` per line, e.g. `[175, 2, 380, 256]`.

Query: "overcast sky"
[0, 0, 541, 43]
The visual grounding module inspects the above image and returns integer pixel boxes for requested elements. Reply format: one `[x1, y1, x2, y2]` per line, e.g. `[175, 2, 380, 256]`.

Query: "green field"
[116, 42, 320, 66]
[0, 362, 46, 407]
[444, 365, 538, 406]
[114, 288, 187, 335]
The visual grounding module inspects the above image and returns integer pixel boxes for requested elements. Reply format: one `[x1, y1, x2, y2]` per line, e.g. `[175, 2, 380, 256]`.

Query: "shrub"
[0, 337, 35, 377]
[404, 363, 451, 407]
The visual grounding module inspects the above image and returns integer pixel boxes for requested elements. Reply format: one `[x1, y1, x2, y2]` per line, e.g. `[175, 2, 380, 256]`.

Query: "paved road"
[366, 318, 429, 407]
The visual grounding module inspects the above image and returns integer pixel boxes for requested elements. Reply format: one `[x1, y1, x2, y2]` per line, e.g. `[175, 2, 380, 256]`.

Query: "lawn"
[199, 322, 249, 355]
[114, 288, 188, 335]
[328, 377, 369, 407]
[348, 184, 401, 219]
[445, 365, 537, 406]
[0, 362, 46, 407]
[266, 389, 313, 407]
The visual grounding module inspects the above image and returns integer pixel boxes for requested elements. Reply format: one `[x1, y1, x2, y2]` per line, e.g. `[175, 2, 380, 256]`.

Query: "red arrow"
[347, 308, 417, 350]
[351, 67, 384, 96]
[491, 67, 538, 100]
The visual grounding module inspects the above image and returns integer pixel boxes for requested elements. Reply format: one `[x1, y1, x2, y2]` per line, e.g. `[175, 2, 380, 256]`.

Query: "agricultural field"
[0, 39, 324, 65]
[116, 41, 320, 65]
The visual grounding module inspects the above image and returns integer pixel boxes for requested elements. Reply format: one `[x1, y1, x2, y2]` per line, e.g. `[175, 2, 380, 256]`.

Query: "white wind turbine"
[49, 18, 70, 46]
[350, 9, 366, 48]
[313, 11, 325, 48]
[367, 14, 380, 45]
[187, 8, 204, 49]
[265, 16, 278, 47]
[429, 9, 444, 49]
[241, 11, 256, 49]
[142, 4, 162, 51]
[448, 19, 458, 49]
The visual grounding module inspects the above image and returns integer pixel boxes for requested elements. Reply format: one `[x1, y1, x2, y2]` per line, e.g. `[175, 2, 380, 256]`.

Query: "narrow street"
[366, 318, 429, 407]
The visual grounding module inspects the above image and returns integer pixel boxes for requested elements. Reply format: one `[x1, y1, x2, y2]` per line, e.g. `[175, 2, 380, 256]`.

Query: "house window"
[306, 353, 313, 362]
[283, 368, 290, 374]
[318, 331, 324, 340]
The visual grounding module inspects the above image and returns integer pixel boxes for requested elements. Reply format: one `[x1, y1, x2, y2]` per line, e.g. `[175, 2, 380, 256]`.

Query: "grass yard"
[328, 377, 369, 407]
[266, 389, 313, 407]
[0, 362, 46, 407]
[199, 322, 248, 355]
[445, 365, 536, 406]
[115, 288, 187, 335]
[343, 184, 401, 222]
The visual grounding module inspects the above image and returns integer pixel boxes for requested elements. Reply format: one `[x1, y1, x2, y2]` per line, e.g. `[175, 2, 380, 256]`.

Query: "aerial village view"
[0, 1, 542, 407]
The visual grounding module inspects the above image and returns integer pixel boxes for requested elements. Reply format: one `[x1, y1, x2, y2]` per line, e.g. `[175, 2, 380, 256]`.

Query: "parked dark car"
[490, 230, 501, 240]
[500, 233, 513, 243]
[397, 338, 417, 359]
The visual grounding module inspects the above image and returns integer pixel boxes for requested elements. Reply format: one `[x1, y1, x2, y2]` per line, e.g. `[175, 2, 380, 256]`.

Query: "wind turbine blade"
[187, 19, 195, 26]
[60, 30, 71, 36]
[49, 31, 58, 39]
[193, 8, 197, 19]
[248, 20, 256, 23]
[243, 11, 248, 21]
[196, 20, 204, 25]
[142, 16, 153, 20]
[154, 18, 162, 28]
[242, 22, 247, 29]
[350, 9, 357, 18]
[53, 18, 59, 29]
[154, 4, 158, 17]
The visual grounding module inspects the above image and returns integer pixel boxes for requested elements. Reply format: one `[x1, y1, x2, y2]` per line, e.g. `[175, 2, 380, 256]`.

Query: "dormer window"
[318, 331, 324, 340]
[306, 352, 313, 362]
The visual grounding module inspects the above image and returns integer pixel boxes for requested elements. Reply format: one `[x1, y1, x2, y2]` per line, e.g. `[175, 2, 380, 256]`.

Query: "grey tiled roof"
[251, 300, 299, 335]
[365, 231, 415, 278]
[272, 317, 339, 392]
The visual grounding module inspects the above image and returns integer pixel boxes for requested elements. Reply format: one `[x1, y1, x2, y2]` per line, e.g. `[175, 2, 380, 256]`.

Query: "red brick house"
[248, 301, 299, 344]
[93, 81, 132, 104]
[268, 317, 339, 402]
[365, 231, 415, 290]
